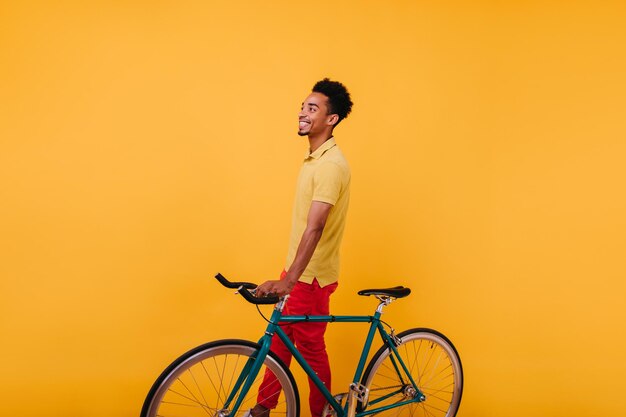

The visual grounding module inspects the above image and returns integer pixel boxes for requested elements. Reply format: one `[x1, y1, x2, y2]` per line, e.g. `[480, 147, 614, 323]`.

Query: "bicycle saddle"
[358, 286, 411, 298]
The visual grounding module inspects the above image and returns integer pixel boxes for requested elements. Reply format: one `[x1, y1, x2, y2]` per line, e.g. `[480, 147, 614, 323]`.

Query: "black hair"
[312, 78, 353, 125]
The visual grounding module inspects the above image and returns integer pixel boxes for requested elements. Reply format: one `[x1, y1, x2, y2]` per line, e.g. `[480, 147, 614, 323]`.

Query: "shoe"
[247, 404, 270, 417]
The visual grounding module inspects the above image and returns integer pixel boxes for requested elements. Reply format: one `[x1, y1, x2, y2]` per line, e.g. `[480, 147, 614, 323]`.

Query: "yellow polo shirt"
[286, 137, 351, 287]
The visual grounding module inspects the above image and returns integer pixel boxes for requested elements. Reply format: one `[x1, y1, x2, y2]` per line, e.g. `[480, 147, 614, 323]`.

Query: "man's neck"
[308, 133, 333, 153]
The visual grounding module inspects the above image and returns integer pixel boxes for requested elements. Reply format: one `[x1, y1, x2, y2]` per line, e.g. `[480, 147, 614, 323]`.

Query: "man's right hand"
[256, 278, 295, 298]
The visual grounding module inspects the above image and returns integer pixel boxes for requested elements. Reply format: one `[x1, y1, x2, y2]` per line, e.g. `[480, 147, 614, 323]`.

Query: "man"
[254, 78, 353, 417]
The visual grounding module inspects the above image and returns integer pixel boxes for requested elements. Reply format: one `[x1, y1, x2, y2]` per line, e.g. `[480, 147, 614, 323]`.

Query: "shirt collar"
[304, 137, 337, 160]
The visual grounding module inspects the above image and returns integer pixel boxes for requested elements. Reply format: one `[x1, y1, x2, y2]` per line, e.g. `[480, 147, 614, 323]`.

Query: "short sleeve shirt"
[286, 138, 351, 286]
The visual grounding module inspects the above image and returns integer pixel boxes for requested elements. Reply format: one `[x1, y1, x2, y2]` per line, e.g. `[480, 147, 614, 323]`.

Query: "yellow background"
[1, 1, 625, 416]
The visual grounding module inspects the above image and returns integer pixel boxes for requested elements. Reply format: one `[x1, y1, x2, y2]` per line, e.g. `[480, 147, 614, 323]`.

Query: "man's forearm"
[284, 226, 324, 285]
[256, 226, 323, 297]
[256, 201, 331, 297]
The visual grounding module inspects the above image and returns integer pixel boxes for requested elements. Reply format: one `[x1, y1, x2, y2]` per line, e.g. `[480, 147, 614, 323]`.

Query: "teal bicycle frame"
[222, 298, 426, 417]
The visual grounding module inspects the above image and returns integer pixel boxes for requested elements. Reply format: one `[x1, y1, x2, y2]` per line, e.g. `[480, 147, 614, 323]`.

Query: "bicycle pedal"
[346, 385, 364, 417]
[349, 383, 370, 405]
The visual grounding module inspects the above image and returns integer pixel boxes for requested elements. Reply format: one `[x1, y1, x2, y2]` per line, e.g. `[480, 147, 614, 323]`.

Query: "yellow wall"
[1, 1, 625, 416]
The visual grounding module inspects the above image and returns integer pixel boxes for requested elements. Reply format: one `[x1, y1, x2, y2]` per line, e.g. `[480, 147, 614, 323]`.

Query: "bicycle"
[141, 273, 463, 417]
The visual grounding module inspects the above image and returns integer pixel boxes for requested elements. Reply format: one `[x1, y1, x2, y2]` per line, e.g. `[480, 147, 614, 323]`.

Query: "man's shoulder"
[321, 144, 350, 169]
[316, 148, 350, 184]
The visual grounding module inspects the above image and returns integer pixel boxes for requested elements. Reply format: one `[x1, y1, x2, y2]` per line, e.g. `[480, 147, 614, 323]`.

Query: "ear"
[327, 114, 339, 126]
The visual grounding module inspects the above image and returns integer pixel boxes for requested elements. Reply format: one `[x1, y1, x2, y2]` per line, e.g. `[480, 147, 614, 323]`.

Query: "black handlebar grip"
[238, 287, 280, 305]
[215, 273, 257, 290]
[215, 273, 279, 305]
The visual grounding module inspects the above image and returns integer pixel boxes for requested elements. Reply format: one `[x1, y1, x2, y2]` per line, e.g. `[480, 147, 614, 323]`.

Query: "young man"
[254, 79, 353, 417]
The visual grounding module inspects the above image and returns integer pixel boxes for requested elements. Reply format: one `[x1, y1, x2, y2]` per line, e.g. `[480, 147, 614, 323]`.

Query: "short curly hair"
[312, 78, 353, 125]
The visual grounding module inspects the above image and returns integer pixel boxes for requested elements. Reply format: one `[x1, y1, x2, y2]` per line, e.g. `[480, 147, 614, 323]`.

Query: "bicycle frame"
[222, 299, 425, 417]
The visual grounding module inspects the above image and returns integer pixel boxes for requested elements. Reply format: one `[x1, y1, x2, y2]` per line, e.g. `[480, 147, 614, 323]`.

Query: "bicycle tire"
[360, 328, 463, 417]
[141, 339, 300, 417]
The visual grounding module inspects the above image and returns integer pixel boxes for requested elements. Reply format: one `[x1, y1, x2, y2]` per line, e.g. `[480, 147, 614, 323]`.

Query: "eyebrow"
[302, 102, 319, 108]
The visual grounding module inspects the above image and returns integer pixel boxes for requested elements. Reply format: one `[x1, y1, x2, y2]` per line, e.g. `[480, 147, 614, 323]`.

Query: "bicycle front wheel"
[360, 328, 463, 417]
[142, 339, 300, 417]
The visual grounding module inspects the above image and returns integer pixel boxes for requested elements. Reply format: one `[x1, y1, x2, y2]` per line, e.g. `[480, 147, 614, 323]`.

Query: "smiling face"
[298, 92, 338, 137]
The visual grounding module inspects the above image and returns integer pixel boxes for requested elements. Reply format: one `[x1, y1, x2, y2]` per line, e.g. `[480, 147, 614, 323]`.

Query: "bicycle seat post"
[375, 296, 394, 314]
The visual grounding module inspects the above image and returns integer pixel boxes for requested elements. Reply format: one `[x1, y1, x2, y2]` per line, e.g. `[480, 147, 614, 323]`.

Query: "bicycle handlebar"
[215, 273, 280, 305]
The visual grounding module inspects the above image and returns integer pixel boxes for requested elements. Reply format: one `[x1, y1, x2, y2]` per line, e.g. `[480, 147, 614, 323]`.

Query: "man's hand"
[256, 278, 295, 298]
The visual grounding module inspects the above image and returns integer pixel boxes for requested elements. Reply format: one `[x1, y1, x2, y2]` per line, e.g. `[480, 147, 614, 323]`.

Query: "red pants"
[257, 275, 338, 417]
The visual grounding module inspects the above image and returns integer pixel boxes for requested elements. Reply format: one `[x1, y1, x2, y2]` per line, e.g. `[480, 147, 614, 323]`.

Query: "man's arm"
[256, 201, 332, 297]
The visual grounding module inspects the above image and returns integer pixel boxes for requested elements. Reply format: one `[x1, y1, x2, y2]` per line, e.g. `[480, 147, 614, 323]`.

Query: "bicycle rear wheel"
[142, 339, 300, 417]
[360, 328, 463, 417]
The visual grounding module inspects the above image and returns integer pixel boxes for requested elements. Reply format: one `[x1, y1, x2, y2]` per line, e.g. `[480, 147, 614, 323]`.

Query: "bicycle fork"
[218, 337, 273, 417]
[218, 298, 290, 417]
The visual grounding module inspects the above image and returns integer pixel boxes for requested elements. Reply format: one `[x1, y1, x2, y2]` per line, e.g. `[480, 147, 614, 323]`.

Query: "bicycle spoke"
[414, 339, 425, 385]
[179, 376, 211, 415]
[218, 354, 227, 410]
[226, 353, 241, 405]
[421, 400, 450, 415]
[418, 402, 434, 417]
[166, 386, 212, 413]
[422, 363, 452, 388]
[188, 367, 211, 412]
[201, 360, 222, 409]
